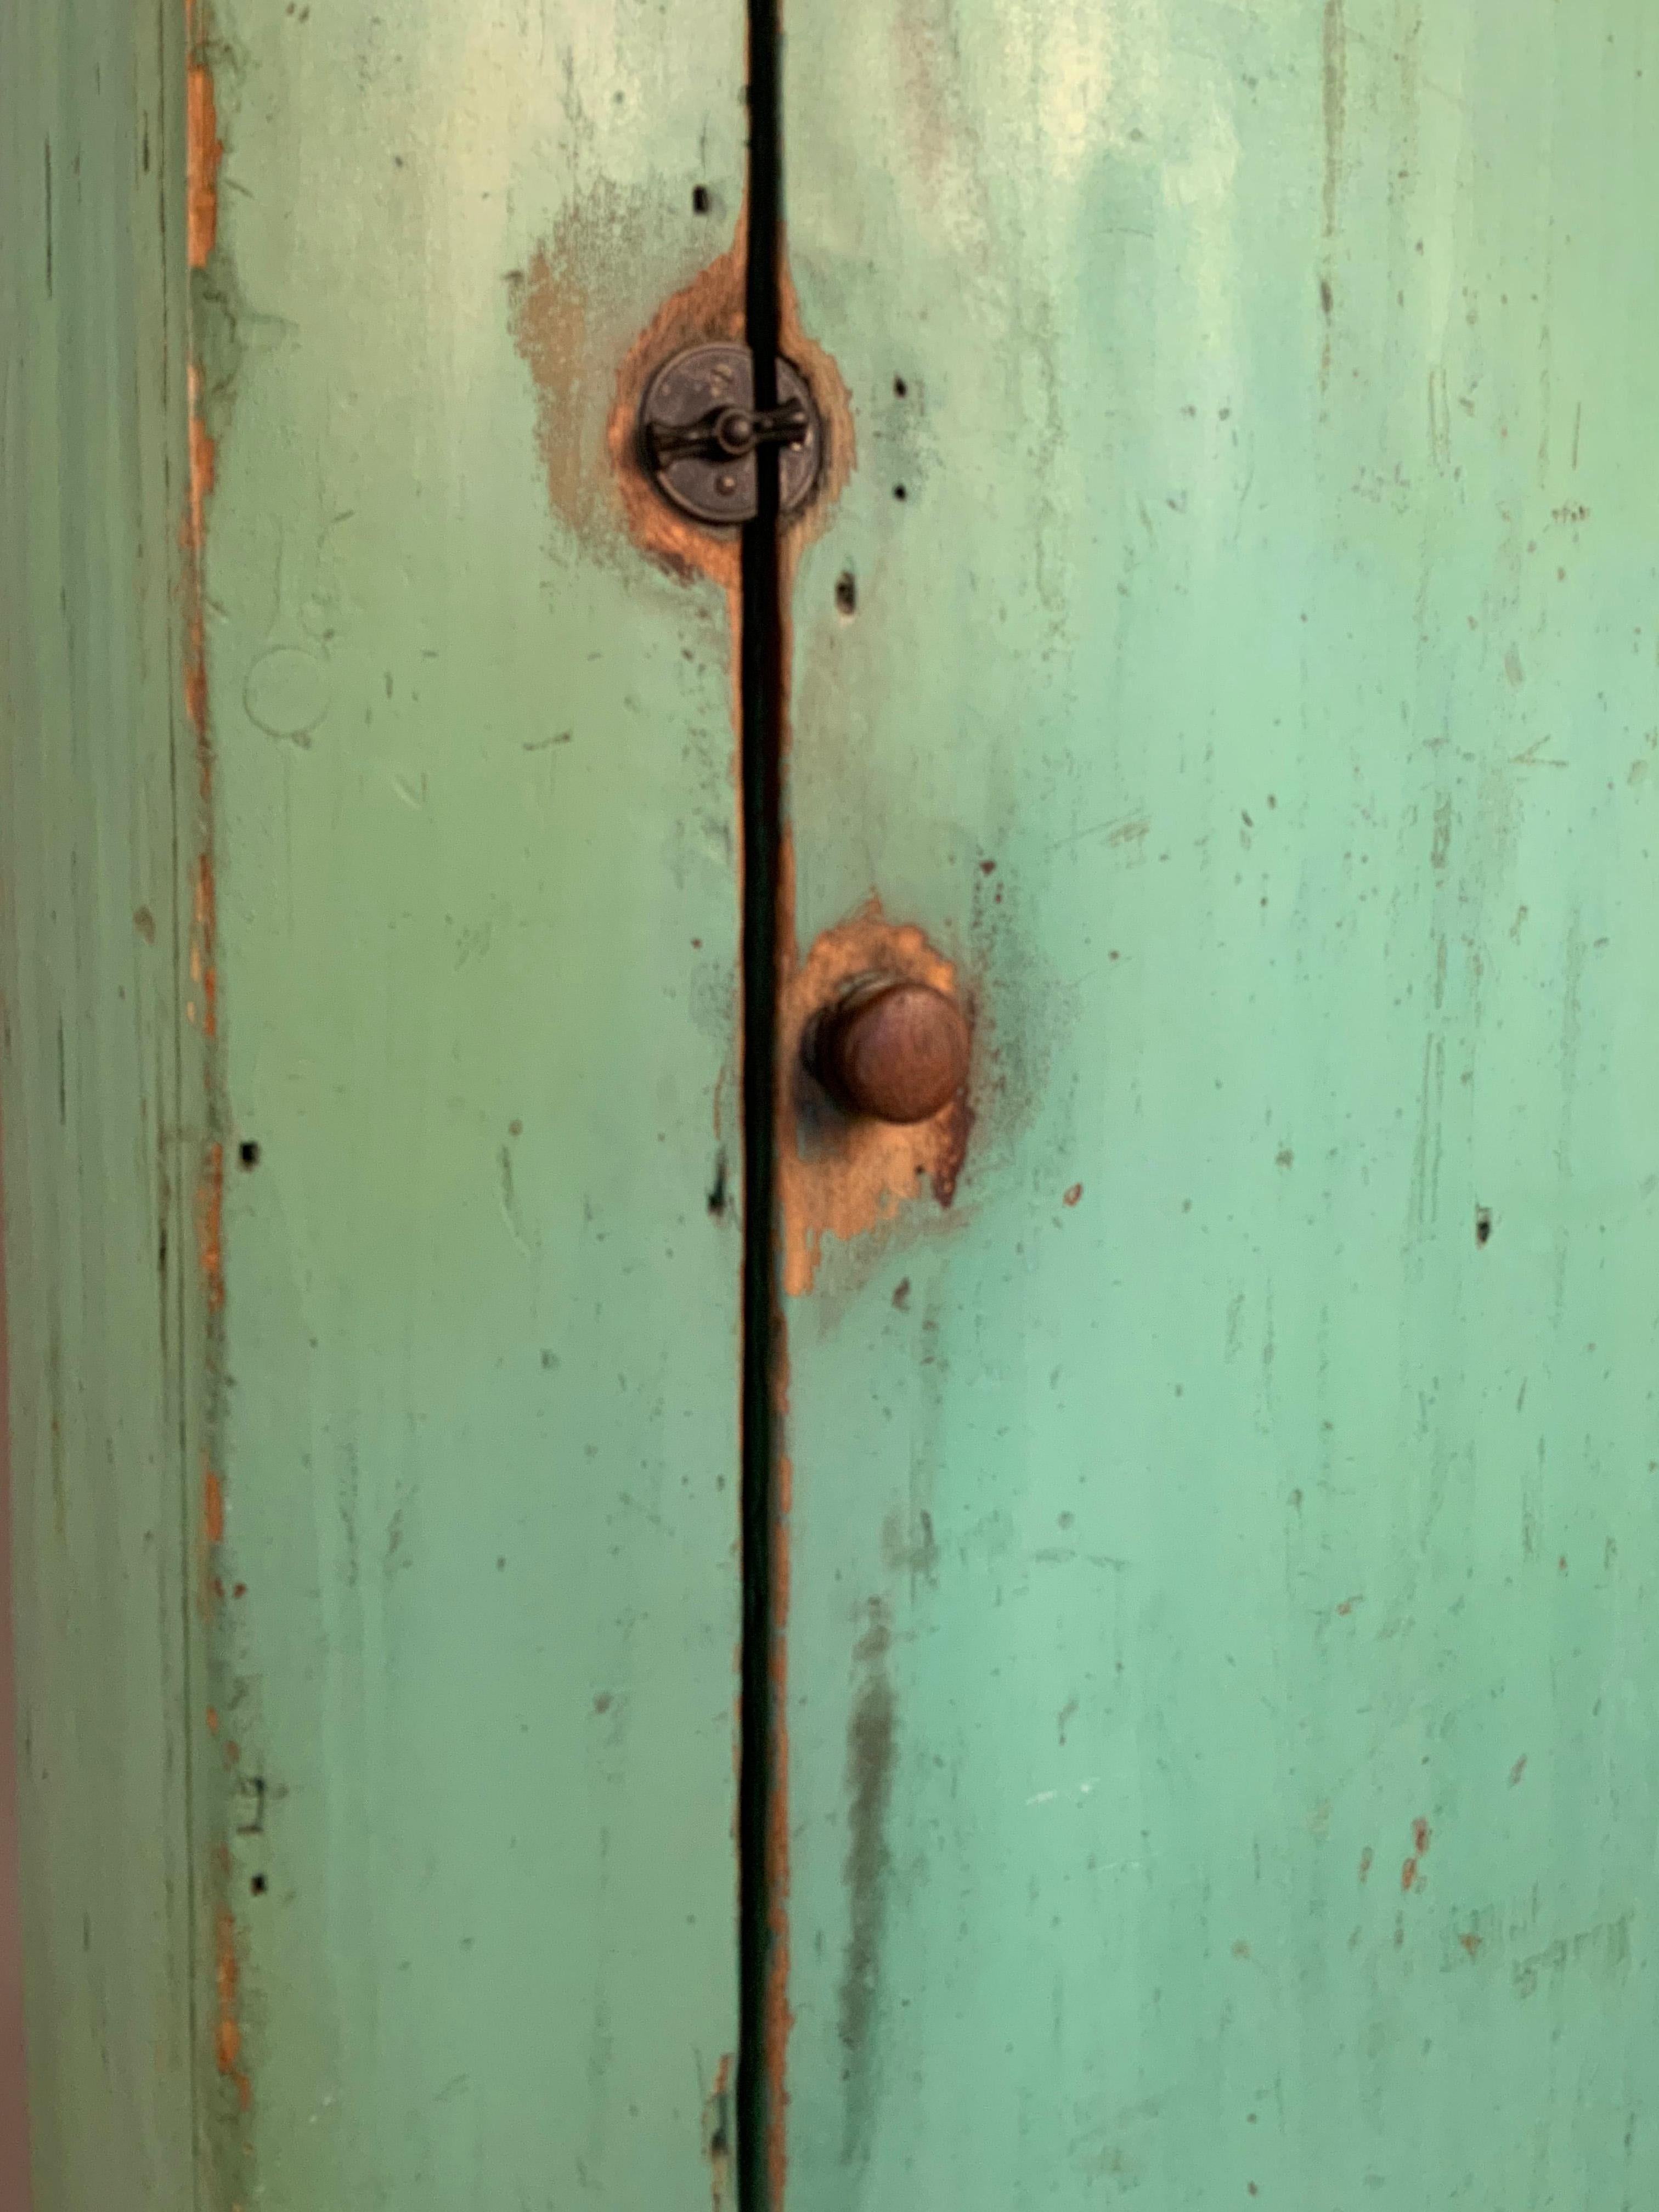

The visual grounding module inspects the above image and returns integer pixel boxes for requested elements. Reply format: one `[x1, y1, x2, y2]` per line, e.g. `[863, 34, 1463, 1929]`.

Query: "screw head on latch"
[640, 343, 821, 526]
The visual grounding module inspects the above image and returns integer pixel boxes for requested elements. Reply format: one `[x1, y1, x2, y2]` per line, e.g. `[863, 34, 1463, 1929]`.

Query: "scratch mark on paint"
[839, 1600, 895, 2168]
[703, 2051, 733, 2210]
[1512, 1913, 1632, 1999]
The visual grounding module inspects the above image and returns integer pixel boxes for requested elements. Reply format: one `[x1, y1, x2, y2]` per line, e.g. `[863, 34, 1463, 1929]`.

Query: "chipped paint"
[778, 903, 971, 1297]
[512, 204, 745, 591]
[196, 1141, 224, 1313]
[703, 2051, 733, 2210]
[215, 1908, 250, 2111]
[183, 22, 239, 2140]
[183, 369, 216, 757]
[186, 51, 221, 270]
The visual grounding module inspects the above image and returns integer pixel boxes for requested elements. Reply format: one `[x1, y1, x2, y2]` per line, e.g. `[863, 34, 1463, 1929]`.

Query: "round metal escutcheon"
[639, 344, 821, 527]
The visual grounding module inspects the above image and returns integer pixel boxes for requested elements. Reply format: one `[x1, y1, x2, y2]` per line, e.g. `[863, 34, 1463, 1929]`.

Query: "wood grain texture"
[0, 4, 198, 2207]
[191, 3, 747, 2204]
[5, 3, 749, 2206]
[780, 3, 1659, 2204]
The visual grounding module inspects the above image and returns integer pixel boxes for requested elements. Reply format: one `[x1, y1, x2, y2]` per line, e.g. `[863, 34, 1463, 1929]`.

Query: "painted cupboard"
[4, 2, 1658, 2207]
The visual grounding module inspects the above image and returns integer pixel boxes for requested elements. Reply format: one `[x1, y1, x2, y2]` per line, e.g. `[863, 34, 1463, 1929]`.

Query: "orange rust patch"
[198, 1141, 224, 1312]
[215, 1908, 250, 2109]
[204, 1467, 225, 1545]
[183, 361, 217, 777]
[510, 195, 742, 589]
[191, 854, 218, 1036]
[205, 1708, 219, 1735]
[185, 368, 216, 559]
[187, 58, 222, 269]
[778, 904, 971, 1297]
[512, 202, 854, 806]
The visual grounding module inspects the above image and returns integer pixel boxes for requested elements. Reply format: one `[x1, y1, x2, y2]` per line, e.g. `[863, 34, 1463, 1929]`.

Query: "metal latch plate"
[639, 344, 821, 527]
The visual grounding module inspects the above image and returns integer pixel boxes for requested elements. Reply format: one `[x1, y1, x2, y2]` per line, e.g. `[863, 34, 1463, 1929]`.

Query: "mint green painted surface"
[1, 5, 196, 2207]
[782, 3, 1659, 2204]
[199, 4, 744, 2205]
[5, 3, 746, 2207]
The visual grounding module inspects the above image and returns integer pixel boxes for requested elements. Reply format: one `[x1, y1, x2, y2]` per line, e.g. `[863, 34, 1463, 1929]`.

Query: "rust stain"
[184, 366, 217, 757]
[192, 854, 218, 1036]
[1063, 1182, 1083, 1207]
[187, 52, 222, 269]
[1358, 1847, 1373, 1883]
[514, 193, 848, 607]
[512, 191, 745, 583]
[215, 1909, 251, 2110]
[183, 14, 239, 2128]
[205, 1708, 219, 1735]
[778, 904, 971, 1297]
[1400, 1817, 1431, 1892]
[1460, 1932, 1483, 1959]
[197, 1141, 224, 1312]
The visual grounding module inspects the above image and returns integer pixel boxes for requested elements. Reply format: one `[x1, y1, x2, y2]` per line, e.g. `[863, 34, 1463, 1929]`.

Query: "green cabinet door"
[6, 2, 1659, 2208]
[775, 1, 1659, 2206]
[3, 1, 747, 2206]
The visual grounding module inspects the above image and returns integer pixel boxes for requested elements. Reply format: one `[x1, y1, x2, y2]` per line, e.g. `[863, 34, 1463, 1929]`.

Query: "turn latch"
[639, 343, 821, 526]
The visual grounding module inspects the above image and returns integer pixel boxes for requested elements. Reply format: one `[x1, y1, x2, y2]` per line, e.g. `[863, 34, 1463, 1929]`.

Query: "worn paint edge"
[183, 0, 247, 2166]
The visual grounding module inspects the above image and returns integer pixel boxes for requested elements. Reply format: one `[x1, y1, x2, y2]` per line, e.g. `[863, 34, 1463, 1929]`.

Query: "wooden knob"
[807, 975, 970, 1125]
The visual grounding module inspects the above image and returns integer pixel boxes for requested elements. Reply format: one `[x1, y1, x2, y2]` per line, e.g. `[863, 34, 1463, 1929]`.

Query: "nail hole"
[707, 1151, 729, 1217]
[692, 184, 711, 214]
[893, 484, 907, 501]
[834, 571, 857, 616]
[250, 1874, 267, 1896]
[893, 375, 909, 397]
[238, 1140, 261, 1169]
[1475, 1206, 1493, 1246]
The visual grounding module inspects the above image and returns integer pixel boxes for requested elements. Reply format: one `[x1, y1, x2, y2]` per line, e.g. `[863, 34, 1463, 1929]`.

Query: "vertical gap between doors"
[736, 0, 784, 2200]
